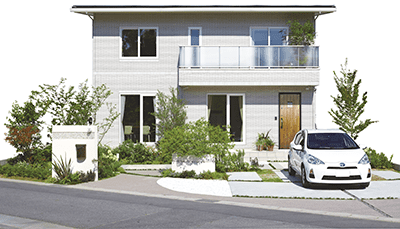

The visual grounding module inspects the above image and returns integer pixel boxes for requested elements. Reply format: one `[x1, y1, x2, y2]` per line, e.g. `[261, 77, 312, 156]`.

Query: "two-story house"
[71, 5, 336, 153]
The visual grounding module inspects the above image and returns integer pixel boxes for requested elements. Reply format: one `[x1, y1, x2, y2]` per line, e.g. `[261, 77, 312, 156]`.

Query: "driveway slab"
[229, 181, 353, 199]
[345, 181, 400, 199]
[227, 172, 262, 181]
[373, 171, 400, 180]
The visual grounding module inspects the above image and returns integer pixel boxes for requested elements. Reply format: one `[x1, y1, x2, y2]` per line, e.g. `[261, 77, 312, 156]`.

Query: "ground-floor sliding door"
[208, 94, 244, 143]
[120, 94, 156, 143]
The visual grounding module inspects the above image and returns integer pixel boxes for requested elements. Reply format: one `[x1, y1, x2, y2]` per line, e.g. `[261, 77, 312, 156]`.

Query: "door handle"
[280, 117, 284, 129]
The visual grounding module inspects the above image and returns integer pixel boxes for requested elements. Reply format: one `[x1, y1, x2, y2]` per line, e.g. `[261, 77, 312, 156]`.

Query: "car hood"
[307, 148, 366, 164]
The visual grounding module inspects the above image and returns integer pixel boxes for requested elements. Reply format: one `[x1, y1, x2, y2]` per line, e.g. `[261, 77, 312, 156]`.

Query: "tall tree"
[329, 59, 378, 140]
[152, 87, 187, 140]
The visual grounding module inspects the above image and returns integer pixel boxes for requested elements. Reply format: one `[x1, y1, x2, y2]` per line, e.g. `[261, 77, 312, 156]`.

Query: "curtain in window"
[239, 96, 243, 141]
[120, 95, 126, 142]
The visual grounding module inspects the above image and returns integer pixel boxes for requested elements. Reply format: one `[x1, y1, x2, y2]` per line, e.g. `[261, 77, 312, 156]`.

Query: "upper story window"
[251, 27, 288, 46]
[121, 27, 158, 58]
[188, 27, 202, 46]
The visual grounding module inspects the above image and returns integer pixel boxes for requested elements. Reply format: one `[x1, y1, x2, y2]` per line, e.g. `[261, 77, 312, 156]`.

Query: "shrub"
[7, 144, 52, 165]
[113, 140, 159, 164]
[364, 147, 393, 169]
[98, 144, 122, 179]
[0, 162, 51, 180]
[160, 168, 228, 180]
[157, 118, 234, 164]
[217, 149, 253, 173]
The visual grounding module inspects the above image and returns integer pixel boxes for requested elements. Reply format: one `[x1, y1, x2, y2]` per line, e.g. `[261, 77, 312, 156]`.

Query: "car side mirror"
[293, 144, 303, 151]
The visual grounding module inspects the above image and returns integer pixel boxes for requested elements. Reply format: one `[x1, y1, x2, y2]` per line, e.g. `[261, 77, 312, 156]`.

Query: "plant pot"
[267, 145, 274, 151]
[257, 145, 263, 151]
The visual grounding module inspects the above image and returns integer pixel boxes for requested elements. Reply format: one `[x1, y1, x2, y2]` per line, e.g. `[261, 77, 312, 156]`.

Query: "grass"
[256, 169, 283, 182]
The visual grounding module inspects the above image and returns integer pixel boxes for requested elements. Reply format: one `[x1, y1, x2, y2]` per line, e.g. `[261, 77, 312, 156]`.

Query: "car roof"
[304, 129, 346, 134]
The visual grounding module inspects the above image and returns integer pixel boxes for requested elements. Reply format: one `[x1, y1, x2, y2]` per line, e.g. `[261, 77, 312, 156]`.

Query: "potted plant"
[256, 130, 273, 151]
[256, 138, 264, 151]
[264, 137, 275, 151]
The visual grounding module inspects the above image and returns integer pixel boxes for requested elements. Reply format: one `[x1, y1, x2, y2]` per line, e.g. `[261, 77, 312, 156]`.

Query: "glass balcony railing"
[178, 46, 319, 68]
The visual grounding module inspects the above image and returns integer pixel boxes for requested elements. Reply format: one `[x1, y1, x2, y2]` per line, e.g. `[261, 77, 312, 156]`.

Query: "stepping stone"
[227, 172, 262, 181]
[372, 171, 400, 180]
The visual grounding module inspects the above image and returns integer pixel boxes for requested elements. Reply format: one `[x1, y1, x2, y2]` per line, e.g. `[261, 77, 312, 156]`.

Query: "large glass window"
[121, 95, 156, 143]
[251, 29, 269, 46]
[208, 95, 244, 142]
[122, 28, 157, 57]
[251, 27, 287, 46]
[270, 28, 287, 45]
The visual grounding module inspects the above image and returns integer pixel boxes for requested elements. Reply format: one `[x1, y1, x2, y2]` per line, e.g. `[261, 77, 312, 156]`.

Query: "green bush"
[0, 162, 51, 180]
[113, 140, 159, 164]
[98, 144, 122, 179]
[157, 118, 234, 165]
[160, 168, 228, 180]
[364, 147, 393, 169]
[7, 144, 52, 165]
[217, 149, 253, 173]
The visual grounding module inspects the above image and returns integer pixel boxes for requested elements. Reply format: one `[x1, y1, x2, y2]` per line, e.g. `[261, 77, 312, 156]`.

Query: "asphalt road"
[1, 180, 400, 228]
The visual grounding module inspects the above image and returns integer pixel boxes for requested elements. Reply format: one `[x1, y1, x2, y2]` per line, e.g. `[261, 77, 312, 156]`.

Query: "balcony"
[178, 46, 319, 69]
[178, 46, 320, 87]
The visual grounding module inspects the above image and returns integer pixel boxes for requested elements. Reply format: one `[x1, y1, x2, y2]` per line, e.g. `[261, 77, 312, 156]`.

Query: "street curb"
[1, 177, 400, 224]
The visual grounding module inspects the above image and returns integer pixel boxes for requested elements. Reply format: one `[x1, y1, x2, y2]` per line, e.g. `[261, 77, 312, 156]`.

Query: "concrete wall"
[52, 126, 98, 181]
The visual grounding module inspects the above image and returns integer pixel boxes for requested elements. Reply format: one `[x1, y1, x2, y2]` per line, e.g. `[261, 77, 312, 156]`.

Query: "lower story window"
[121, 95, 156, 143]
[208, 94, 244, 142]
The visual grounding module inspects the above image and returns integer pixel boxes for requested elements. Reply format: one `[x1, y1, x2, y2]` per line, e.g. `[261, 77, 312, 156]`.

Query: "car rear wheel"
[301, 166, 311, 188]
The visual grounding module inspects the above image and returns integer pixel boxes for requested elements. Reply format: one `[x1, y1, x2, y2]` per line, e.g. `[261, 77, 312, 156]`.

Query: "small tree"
[152, 87, 187, 140]
[30, 78, 119, 145]
[329, 59, 378, 140]
[4, 100, 45, 159]
[286, 20, 316, 46]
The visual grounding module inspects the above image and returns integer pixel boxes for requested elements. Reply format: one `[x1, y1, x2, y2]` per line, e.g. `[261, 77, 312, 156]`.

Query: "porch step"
[243, 149, 288, 164]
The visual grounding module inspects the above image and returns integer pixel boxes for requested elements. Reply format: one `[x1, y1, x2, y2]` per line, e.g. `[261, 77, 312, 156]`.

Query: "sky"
[1, 1, 399, 163]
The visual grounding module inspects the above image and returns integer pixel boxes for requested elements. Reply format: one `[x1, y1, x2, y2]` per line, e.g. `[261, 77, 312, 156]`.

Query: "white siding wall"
[92, 12, 316, 147]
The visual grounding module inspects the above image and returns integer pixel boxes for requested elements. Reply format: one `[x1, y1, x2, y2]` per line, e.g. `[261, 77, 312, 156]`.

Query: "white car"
[288, 129, 371, 188]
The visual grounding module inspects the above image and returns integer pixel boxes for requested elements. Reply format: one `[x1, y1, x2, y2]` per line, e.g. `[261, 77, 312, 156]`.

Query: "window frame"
[119, 26, 159, 60]
[250, 26, 288, 46]
[119, 92, 157, 144]
[206, 93, 246, 145]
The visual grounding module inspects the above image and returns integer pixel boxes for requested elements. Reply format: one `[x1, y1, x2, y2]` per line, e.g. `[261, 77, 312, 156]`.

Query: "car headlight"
[307, 154, 325, 165]
[358, 154, 370, 165]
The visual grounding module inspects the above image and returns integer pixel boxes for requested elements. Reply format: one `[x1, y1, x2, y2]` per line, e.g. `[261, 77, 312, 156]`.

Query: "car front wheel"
[288, 160, 296, 176]
[301, 166, 311, 188]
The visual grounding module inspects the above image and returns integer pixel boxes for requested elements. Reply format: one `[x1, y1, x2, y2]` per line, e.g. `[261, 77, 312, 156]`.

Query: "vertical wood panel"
[279, 94, 300, 149]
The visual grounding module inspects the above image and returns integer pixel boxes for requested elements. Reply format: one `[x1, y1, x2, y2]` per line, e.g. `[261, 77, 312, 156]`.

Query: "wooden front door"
[279, 93, 301, 149]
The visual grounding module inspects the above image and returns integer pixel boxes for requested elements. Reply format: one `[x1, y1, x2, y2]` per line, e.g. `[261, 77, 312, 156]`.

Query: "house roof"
[70, 5, 336, 16]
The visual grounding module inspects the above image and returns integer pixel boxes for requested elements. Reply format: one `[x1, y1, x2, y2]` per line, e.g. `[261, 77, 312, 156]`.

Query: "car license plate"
[336, 170, 350, 177]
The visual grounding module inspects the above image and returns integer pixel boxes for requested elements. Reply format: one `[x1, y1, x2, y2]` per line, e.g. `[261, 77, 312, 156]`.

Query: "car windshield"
[307, 133, 359, 150]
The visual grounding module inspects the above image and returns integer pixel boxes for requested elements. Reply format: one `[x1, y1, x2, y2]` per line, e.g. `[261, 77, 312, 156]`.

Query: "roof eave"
[70, 5, 336, 15]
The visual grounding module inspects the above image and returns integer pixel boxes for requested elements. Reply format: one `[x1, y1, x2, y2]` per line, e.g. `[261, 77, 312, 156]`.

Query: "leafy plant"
[98, 144, 122, 179]
[152, 87, 187, 140]
[30, 78, 119, 145]
[286, 20, 316, 46]
[157, 118, 234, 164]
[0, 162, 51, 180]
[52, 153, 72, 181]
[329, 59, 378, 140]
[364, 147, 393, 169]
[113, 140, 159, 164]
[4, 100, 45, 159]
